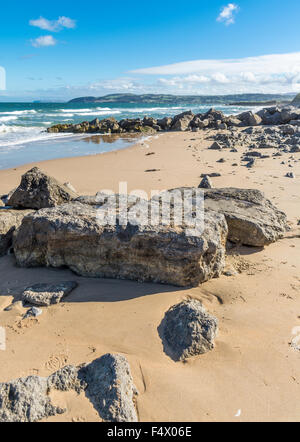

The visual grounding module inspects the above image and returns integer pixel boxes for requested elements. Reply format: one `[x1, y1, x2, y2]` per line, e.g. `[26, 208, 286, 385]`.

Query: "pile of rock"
[47, 105, 300, 135]
[208, 124, 300, 155]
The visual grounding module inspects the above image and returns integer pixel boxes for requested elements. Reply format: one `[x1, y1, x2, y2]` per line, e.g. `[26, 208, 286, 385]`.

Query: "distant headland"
[68, 93, 295, 106]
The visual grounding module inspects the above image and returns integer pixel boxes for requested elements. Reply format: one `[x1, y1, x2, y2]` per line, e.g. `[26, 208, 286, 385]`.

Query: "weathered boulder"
[157, 117, 172, 130]
[204, 108, 226, 123]
[0, 376, 65, 422]
[204, 188, 289, 246]
[159, 299, 218, 361]
[171, 111, 194, 131]
[22, 281, 78, 307]
[0, 354, 136, 422]
[225, 116, 243, 127]
[79, 354, 138, 422]
[237, 111, 262, 126]
[0, 209, 33, 256]
[8, 167, 78, 209]
[143, 116, 157, 127]
[13, 195, 228, 287]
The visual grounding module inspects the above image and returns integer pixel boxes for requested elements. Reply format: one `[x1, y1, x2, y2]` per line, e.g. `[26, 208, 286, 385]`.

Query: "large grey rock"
[204, 188, 289, 246]
[237, 111, 262, 126]
[171, 111, 194, 131]
[159, 299, 218, 361]
[13, 195, 228, 287]
[8, 167, 78, 209]
[0, 355, 136, 422]
[79, 354, 138, 422]
[22, 281, 78, 306]
[0, 375, 64, 422]
[0, 209, 33, 256]
[157, 117, 172, 130]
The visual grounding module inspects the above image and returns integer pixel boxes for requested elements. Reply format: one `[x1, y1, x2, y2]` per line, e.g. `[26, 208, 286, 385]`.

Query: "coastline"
[1, 129, 300, 421]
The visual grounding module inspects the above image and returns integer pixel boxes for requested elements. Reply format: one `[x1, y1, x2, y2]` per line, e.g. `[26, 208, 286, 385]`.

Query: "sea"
[0, 102, 262, 170]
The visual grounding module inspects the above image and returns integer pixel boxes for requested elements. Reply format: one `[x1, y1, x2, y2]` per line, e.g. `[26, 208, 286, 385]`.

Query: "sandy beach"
[0, 129, 300, 422]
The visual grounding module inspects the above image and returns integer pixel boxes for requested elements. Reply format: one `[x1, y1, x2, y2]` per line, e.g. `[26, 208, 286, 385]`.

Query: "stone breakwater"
[47, 105, 300, 135]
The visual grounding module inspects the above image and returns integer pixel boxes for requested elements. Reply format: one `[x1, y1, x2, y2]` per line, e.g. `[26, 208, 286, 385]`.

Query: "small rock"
[22, 281, 78, 307]
[209, 141, 223, 150]
[159, 299, 218, 361]
[290, 145, 300, 153]
[285, 172, 295, 178]
[200, 173, 221, 178]
[198, 175, 213, 189]
[24, 307, 43, 318]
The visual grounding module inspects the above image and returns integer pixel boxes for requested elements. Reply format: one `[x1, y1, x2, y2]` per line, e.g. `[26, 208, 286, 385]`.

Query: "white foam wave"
[59, 107, 112, 113]
[0, 110, 37, 115]
[0, 124, 78, 148]
[60, 110, 121, 117]
[0, 116, 18, 122]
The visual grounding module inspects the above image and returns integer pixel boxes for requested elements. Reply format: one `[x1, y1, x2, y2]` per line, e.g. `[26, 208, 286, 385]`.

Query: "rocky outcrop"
[159, 299, 218, 361]
[47, 104, 300, 135]
[204, 188, 289, 247]
[79, 354, 138, 422]
[13, 194, 228, 287]
[0, 209, 33, 256]
[0, 354, 137, 423]
[8, 167, 78, 210]
[22, 281, 78, 306]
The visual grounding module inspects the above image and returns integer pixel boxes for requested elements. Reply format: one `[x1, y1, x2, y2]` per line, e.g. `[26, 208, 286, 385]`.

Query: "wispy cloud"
[217, 3, 239, 25]
[31, 35, 57, 48]
[130, 52, 300, 76]
[29, 16, 76, 32]
[128, 52, 300, 94]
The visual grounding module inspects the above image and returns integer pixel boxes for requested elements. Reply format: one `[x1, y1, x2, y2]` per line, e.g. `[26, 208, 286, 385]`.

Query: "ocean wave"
[59, 107, 112, 113]
[0, 124, 80, 148]
[0, 110, 37, 115]
[0, 116, 18, 122]
[59, 110, 122, 117]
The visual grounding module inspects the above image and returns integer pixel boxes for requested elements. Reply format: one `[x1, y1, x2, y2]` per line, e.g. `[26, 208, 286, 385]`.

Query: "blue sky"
[0, 0, 300, 101]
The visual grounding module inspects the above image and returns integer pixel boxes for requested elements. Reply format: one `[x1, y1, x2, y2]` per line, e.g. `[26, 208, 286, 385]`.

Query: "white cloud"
[217, 3, 239, 25]
[31, 35, 57, 48]
[130, 52, 300, 77]
[128, 52, 300, 94]
[29, 16, 76, 32]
